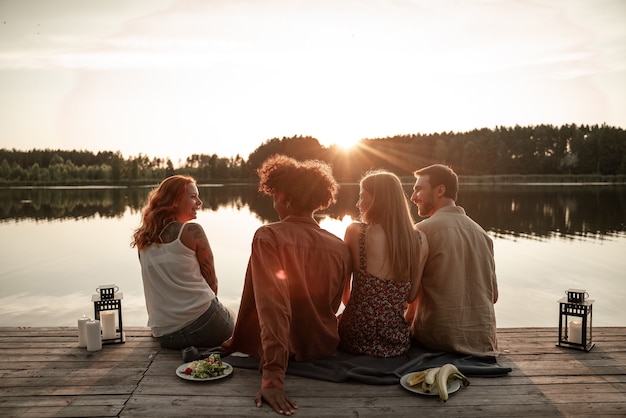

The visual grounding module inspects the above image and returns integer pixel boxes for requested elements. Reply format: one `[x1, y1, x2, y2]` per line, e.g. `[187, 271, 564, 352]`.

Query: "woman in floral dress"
[338, 170, 428, 357]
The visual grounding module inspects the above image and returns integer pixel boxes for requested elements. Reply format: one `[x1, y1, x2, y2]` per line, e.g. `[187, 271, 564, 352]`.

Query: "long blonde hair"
[131, 175, 196, 250]
[360, 170, 420, 282]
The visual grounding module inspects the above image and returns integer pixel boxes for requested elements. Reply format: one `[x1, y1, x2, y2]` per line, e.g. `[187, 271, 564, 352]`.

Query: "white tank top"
[139, 222, 215, 336]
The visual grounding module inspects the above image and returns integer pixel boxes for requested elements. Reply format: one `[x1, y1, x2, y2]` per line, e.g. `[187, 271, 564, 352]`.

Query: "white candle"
[86, 319, 102, 352]
[569, 320, 583, 344]
[77, 315, 90, 348]
[101, 311, 116, 340]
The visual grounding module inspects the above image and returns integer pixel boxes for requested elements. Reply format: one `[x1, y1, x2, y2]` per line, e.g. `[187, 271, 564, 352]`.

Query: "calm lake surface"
[1, 183, 625, 329]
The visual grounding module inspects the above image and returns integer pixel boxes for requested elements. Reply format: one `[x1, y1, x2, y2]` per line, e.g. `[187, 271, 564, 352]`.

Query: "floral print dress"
[338, 223, 412, 357]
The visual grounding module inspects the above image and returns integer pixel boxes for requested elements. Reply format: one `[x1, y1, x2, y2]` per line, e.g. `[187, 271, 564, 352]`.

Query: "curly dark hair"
[257, 154, 339, 213]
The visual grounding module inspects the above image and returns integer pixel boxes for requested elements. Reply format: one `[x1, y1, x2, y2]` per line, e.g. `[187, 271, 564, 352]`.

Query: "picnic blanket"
[191, 342, 511, 385]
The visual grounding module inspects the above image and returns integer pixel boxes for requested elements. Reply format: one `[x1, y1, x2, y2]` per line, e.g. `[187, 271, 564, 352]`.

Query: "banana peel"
[405, 366, 439, 389]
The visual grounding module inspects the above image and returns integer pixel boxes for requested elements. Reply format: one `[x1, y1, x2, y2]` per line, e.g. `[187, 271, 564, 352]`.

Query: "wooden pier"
[1, 327, 625, 417]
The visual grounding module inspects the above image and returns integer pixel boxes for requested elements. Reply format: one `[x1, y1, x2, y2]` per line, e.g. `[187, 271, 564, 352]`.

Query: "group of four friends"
[131, 155, 498, 416]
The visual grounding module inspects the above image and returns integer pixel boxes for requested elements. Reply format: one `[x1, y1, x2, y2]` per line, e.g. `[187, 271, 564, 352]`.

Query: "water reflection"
[458, 185, 626, 240]
[2, 184, 624, 240]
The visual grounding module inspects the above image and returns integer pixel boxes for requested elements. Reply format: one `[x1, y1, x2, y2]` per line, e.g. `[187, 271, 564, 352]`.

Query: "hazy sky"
[1, 0, 625, 165]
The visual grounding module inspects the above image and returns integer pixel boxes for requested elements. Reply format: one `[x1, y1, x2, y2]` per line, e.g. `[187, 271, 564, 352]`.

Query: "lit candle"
[86, 319, 102, 352]
[77, 315, 90, 348]
[569, 320, 583, 344]
[101, 311, 116, 340]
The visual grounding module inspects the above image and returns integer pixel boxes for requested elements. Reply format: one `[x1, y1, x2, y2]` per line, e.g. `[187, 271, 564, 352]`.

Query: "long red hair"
[131, 175, 196, 250]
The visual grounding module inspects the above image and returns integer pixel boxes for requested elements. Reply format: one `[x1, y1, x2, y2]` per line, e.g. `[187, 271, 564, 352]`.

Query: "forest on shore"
[1, 123, 625, 185]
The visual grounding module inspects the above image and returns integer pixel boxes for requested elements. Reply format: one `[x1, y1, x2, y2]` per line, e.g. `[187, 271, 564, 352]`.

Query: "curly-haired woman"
[221, 155, 351, 416]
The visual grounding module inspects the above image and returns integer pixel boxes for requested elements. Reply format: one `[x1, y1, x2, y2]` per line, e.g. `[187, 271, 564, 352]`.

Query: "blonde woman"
[132, 175, 234, 350]
[338, 170, 428, 357]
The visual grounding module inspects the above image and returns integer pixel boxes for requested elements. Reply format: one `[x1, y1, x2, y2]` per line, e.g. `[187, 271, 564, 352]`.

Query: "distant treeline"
[1, 123, 625, 185]
[2, 184, 624, 240]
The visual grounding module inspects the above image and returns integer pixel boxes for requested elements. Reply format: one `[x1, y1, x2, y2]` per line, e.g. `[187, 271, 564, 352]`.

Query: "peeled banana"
[406, 363, 470, 401]
[424, 366, 441, 386]
[435, 363, 470, 401]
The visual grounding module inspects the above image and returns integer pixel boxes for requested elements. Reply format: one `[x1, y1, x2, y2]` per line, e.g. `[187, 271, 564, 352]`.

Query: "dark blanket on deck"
[194, 342, 511, 385]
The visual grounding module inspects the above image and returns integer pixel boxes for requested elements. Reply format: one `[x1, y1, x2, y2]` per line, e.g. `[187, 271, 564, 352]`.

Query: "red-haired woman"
[132, 175, 234, 350]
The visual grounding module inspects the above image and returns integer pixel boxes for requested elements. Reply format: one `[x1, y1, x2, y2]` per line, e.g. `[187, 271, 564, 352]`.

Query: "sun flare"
[324, 136, 363, 152]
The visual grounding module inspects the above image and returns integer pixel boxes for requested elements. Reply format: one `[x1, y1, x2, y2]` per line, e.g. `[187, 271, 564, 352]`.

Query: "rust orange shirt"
[221, 215, 351, 389]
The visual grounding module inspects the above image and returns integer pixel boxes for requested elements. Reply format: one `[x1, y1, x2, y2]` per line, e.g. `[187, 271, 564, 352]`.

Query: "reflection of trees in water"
[0, 187, 134, 221]
[460, 185, 626, 239]
[206, 185, 275, 223]
[0, 185, 624, 240]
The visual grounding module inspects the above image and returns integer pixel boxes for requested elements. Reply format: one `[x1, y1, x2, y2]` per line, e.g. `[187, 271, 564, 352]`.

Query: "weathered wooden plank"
[1, 385, 138, 396]
[0, 374, 145, 388]
[0, 406, 123, 418]
[126, 392, 626, 407]
[120, 396, 626, 418]
[0, 395, 127, 408]
[135, 379, 626, 404]
[0, 366, 149, 379]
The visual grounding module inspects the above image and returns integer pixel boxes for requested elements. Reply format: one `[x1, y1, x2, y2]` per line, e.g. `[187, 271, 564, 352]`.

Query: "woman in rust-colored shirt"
[221, 155, 351, 416]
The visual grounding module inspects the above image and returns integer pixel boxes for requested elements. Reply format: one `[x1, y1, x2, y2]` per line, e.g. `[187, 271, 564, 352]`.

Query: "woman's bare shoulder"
[182, 222, 206, 238]
[343, 221, 362, 241]
[159, 221, 182, 243]
[364, 223, 385, 239]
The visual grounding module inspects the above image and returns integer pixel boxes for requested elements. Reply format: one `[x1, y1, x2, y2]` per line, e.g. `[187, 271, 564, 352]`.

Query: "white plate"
[400, 373, 462, 396]
[176, 361, 233, 381]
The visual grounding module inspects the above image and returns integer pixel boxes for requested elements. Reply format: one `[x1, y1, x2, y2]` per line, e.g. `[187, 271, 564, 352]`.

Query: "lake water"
[0, 184, 624, 329]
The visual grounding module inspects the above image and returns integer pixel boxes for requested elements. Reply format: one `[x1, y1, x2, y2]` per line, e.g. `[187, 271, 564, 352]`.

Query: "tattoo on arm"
[191, 225, 210, 249]
[188, 224, 218, 293]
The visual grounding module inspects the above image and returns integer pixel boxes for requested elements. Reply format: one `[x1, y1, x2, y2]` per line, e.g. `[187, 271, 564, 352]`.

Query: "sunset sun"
[325, 136, 363, 152]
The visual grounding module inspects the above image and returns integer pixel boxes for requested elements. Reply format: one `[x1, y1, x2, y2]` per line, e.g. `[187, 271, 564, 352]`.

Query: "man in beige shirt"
[406, 164, 499, 356]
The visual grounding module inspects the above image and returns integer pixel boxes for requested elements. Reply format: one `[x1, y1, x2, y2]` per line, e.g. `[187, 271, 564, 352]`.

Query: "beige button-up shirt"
[408, 206, 499, 356]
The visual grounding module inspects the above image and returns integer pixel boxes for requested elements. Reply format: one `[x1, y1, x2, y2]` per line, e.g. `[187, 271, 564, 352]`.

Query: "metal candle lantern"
[92, 284, 125, 344]
[557, 288, 594, 351]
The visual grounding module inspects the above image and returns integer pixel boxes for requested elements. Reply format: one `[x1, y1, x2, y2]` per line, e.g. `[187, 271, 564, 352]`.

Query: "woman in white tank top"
[132, 175, 234, 350]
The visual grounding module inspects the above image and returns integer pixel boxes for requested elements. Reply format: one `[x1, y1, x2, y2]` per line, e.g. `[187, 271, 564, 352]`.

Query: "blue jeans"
[157, 298, 235, 350]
